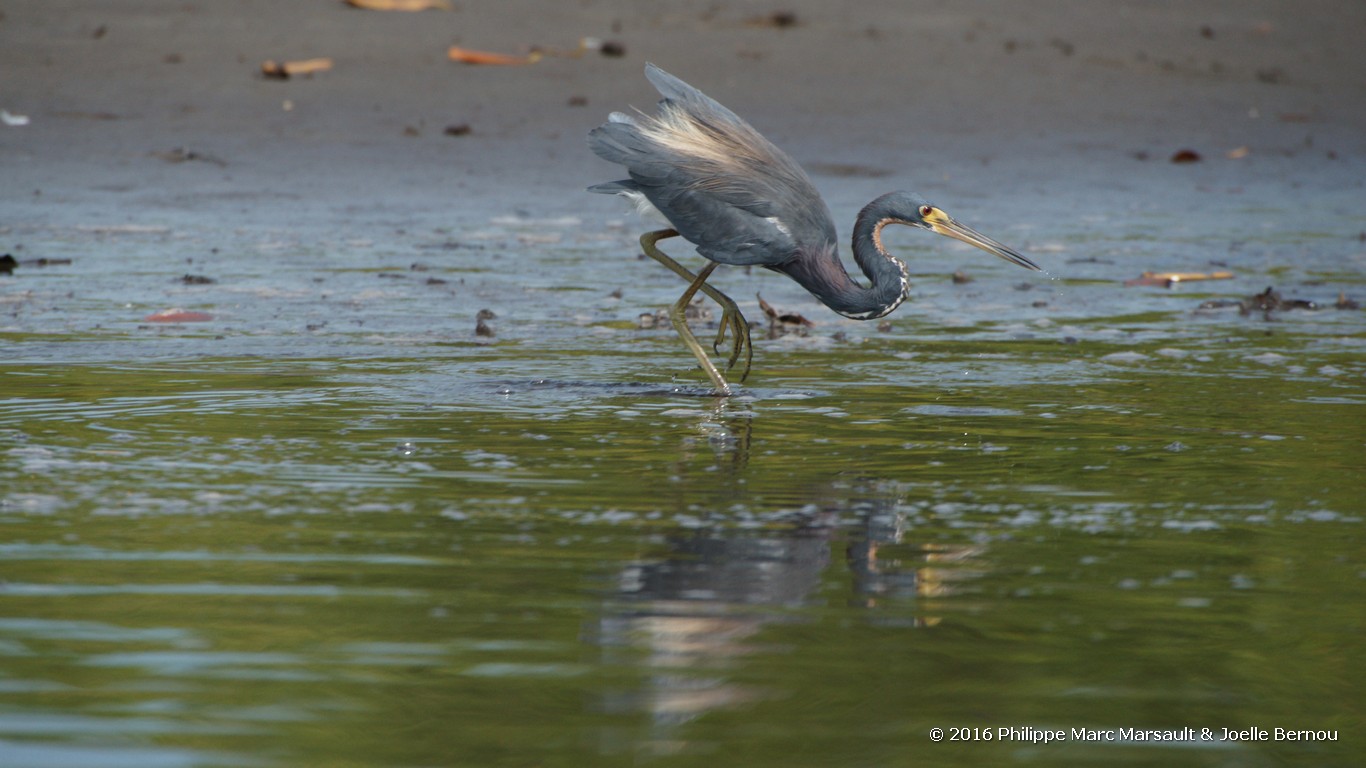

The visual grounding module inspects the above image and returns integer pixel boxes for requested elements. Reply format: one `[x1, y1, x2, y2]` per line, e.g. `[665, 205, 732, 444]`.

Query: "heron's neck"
[778, 213, 909, 320]
[838, 210, 913, 318]
[775, 206, 910, 320]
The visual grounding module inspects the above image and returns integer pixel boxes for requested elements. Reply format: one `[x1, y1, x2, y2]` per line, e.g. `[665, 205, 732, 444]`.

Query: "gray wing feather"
[588, 63, 837, 267]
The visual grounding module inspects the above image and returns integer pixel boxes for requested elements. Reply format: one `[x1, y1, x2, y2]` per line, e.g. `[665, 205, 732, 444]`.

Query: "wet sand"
[4, 0, 1364, 240]
[3, 9, 1364, 764]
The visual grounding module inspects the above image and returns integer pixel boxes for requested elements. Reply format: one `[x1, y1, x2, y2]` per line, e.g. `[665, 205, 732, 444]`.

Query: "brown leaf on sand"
[345, 0, 452, 10]
[447, 45, 541, 65]
[261, 58, 333, 79]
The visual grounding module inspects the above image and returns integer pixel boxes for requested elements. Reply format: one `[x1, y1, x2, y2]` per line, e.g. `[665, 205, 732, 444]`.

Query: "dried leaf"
[261, 58, 333, 79]
[1226, 146, 1250, 159]
[345, 0, 451, 10]
[757, 293, 812, 332]
[447, 45, 540, 66]
[1124, 270, 1234, 287]
[144, 308, 214, 322]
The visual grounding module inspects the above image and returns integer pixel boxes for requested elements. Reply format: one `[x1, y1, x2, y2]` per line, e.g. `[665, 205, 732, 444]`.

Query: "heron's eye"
[919, 205, 934, 218]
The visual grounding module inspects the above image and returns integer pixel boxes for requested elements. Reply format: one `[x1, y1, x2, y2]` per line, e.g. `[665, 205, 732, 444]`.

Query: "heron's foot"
[711, 304, 753, 382]
[668, 262, 734, 396]
[642, 229, 749, 393]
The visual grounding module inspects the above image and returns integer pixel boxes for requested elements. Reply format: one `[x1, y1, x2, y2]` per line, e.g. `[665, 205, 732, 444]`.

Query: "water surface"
[1, 211, 1363, 767]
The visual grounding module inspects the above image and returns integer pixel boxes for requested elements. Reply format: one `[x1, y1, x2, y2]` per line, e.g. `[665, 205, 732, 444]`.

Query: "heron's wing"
[588, 64, 837, 267]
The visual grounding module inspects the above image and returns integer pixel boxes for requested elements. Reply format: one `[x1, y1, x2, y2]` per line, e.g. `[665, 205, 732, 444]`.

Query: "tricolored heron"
[589, 64, 1040, 395]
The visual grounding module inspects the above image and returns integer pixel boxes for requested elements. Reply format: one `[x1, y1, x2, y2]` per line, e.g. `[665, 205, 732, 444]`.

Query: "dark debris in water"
[1, 255, 74, 274]
[638, 298, 713, 329]
[1196, 286, 1359, 319]
[758, 293, 812, 339]
[475, 308, 496, 337]
[414, 240, 486, 251]
[179, 274, 216, 285]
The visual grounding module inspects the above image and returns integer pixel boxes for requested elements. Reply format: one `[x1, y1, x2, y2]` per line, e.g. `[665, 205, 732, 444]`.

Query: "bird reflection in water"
[592, 418, 985, 746]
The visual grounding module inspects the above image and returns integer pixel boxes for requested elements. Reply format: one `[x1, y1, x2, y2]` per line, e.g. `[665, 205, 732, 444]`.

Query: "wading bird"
[589, 64, 1040, 395]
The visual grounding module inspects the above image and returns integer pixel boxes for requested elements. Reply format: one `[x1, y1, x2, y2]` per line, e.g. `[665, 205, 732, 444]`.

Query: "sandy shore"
[4, 0, 1363, 242]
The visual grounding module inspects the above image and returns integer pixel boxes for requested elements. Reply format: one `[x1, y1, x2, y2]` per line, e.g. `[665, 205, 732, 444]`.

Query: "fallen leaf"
[757, 293, 813, 337]
[261, 58, 333, 79]
[1226, 146, 1250, 159]
[1170, 149, 1202, 163]
[345, 0, 451, 10]
[144, 308, 214, 322]
[447, 45, 540, 65]
[1124, 270, 1234, 287]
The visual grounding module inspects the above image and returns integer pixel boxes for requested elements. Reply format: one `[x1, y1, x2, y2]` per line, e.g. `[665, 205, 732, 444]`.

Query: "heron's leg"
[668, 262, 732, 395]
[639, 230, 753, 382]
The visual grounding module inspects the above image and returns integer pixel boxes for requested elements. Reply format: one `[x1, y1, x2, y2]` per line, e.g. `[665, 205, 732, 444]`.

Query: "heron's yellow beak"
[924, 209, 1040, 271]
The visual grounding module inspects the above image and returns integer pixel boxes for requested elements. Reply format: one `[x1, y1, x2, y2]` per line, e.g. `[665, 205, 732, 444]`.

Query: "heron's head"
[873, 191, 1040, 271]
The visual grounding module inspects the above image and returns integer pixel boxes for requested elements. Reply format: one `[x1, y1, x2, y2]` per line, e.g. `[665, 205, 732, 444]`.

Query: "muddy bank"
[3, 0, 1363, 237]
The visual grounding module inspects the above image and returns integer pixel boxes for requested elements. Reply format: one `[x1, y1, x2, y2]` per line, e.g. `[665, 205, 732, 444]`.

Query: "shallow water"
[2, 209, 1364, 767]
